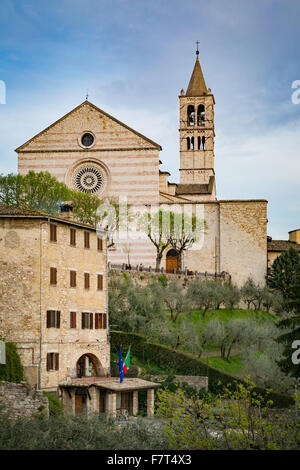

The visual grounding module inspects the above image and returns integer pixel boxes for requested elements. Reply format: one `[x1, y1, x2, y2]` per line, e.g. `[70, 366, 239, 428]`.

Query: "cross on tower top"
[196, 40, 200, 55]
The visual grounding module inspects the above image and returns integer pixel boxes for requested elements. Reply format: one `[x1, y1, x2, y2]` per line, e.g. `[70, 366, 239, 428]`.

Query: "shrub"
[157, 274, 168, 287]
[43, 392, 63, 417]
[0, 342, 24, 383]
[110, 330, 294, 408]
[0, 413, 168, 450]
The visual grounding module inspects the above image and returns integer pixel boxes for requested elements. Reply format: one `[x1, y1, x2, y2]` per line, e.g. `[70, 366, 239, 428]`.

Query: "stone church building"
[16, 52, 268, 286]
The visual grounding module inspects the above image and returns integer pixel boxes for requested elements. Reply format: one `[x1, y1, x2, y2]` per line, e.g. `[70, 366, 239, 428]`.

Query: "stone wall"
[0, 381, 49, 419]
[0, 217, 110, 391]
[149, 375, 208, 392]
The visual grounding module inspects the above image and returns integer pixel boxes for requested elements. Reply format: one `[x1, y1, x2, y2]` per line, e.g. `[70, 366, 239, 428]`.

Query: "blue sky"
[0, 0, 299, 238]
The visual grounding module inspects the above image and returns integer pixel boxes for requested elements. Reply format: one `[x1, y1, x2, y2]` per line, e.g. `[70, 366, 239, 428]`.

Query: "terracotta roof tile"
[267, 239, 300, 252]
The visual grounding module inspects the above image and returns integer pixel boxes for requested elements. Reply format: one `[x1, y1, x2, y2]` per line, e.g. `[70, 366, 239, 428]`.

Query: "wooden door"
[166, 256, 178, 272]
[100, 390, 106, 413]
[75, 395, 83, 415]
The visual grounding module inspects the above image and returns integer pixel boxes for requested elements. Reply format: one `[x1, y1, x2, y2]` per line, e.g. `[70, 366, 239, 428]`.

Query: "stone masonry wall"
[149, 375, 208, 392]
[0, 381, 49, 419]
[0, 217, 110, 391]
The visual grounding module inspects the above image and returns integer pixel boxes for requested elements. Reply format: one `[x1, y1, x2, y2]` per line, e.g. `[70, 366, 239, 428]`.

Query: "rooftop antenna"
[196, 40, 200, 56]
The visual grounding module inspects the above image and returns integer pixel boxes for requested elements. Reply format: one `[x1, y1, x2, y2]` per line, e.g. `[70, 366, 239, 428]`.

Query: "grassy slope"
[113, 309, 276, 378]
[168, 308, 276, 376]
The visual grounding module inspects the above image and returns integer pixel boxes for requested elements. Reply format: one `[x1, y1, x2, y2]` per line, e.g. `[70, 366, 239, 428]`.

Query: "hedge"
[0, 342, 24, 383]
[110, 330, 294, 408]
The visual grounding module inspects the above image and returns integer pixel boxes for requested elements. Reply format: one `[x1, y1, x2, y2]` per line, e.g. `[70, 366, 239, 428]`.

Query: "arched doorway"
[166, 249, 179, 272]
[76, 353, 102, 378]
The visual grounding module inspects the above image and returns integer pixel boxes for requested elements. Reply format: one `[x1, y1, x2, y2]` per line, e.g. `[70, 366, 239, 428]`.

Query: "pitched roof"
[186, 56, 208, 96]
[176, 176, 215, 195]
[15, 100, 162, 152]
[0, 204, 101, 232]
[267, 239, 300, 252]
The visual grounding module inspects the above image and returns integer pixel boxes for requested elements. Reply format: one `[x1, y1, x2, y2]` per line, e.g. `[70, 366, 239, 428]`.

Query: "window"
[187, 105, 195, 126]
[197, 104, 205, 126]
[81, 133, 94, 148]
[82, 312, 93, 329]
[97, 237, 103, 251]
[202, 136, 205, 150]
[198, 136, 201, 150]
[84, 272, 90, 289]
[95, 313, 107, 329]
[46, 310, 60, 328]
[84, 231, 90, 249]
[191, 136, 194, 150]
[70, 228, 76, 246]
[97, 274, 103, 291]
[46, 353, 59, 371]
[70, 270, 76, 288]
[50, 224, 57, 242]
[50, 267, 57, 285]
[187, 137, 190, 150]
[70, 311, 76, 328]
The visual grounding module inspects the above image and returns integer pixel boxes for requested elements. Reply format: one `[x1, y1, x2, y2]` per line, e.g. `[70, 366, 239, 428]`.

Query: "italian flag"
[123, 346, 131, 374]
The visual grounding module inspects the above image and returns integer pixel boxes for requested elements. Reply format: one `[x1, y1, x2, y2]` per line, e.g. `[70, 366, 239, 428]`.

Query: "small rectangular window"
[50, 267, 57, 285]
[97, 274, 103, 291]
[97, 237, 103, 251]
[70, 228, 76, 246]
[84, 231, 90, 249]
[84, 273, 90, 289]
[50, 224, 57, 242]
[70, 312, 76, 328]
[46, 353, 59, 371]
[46, 310, 60, 328]
[70, 270, 76, 288]
[95, 313, 107, 329]
[95, 313, 103, 329]
[81, 312, 91, 329]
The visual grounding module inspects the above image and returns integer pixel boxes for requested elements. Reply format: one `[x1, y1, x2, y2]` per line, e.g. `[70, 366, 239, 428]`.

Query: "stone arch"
[197, 104, 205, 125]
[76, 353, 105, 378]
[187, 105, 195, 126]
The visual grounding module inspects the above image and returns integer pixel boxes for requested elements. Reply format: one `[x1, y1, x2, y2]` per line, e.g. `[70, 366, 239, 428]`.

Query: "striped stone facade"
[15, 56, 268, 285]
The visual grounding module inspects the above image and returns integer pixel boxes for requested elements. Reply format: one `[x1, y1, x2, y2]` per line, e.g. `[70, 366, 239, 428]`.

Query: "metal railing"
[108, 262, 229, 280]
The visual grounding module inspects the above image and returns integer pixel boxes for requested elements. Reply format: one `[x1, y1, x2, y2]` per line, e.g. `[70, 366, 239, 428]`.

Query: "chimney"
[59, 201, 74, 220]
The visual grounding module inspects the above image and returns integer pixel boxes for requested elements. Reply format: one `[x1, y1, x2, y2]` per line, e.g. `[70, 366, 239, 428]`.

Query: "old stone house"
[0, 204, 109, 391]
[0, 204, 159, 417]
[267, 229, 300, 270]
[16, 50, 268, 286]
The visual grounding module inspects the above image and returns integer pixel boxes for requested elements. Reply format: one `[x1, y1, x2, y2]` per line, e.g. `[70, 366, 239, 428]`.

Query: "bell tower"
[179, 46, 216, 195]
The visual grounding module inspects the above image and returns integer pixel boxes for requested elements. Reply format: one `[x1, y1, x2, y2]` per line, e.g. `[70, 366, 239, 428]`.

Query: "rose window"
[72, 163, 107, 195]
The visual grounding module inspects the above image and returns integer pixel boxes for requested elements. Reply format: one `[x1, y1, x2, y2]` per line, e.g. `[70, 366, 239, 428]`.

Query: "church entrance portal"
[166, 249, 179, 272]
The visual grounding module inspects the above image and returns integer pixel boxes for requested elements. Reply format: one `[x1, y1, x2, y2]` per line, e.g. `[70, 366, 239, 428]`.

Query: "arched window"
[191, 137, 194, 150]
[187, 105, 195, 126]
[76, 353, 102, 377]
[202, 136, 206, 150]
[187, 137, 190, 150]
[197, 105, 205, 126]
[198, 136, 201, 150]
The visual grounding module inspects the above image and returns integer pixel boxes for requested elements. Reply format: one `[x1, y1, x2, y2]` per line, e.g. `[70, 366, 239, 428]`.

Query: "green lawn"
[190, 308, 276, 324]
[206, 355, 244, 375]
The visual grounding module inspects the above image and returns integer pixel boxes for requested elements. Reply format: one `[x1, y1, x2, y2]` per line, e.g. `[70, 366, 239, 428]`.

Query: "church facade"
[16, 52, 267, 286]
